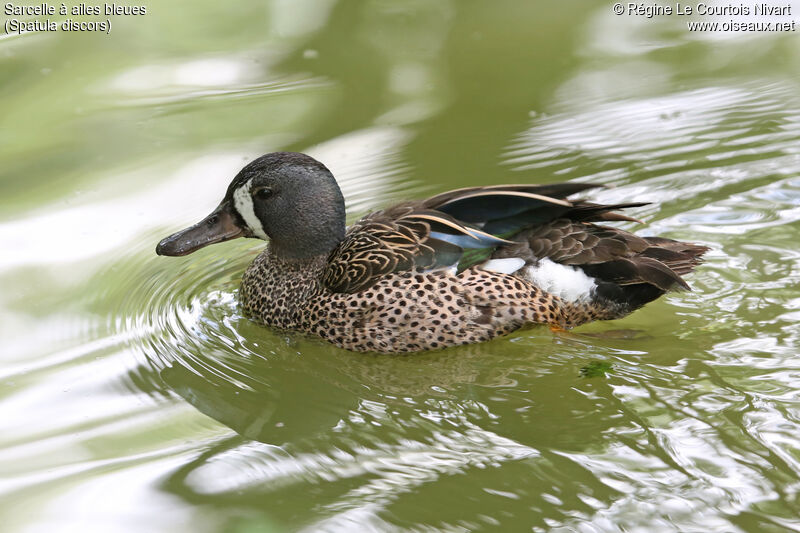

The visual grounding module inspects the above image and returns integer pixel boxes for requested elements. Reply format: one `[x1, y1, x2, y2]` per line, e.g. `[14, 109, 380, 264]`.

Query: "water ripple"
[30, 68, 798, 532]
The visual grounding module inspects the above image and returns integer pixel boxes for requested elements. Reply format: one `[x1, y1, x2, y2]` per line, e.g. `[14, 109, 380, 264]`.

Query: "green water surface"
[2, 1, 800, 531]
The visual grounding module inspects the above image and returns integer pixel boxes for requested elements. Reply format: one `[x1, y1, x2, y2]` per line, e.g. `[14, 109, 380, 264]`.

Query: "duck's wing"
[322, 203, 504, 293]
[322, 184, 596, 294]
[498, 201, 709, 291]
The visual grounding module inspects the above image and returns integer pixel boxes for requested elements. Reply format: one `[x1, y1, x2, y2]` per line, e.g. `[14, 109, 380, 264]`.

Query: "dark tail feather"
[567, 201, 650, 223]
[593, 281, 668, 313]
[591, 239, 709, 312]
[582, 256, 690, 291]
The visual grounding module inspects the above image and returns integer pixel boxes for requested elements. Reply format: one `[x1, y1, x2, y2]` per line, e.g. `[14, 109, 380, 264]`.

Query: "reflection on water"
[2, 0, 800, 531]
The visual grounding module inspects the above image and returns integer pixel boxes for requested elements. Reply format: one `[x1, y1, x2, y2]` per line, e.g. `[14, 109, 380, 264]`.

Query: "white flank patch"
[524, 258, 596, 303]
[232, 178, 268, 239]
[480, 258, 525, 275]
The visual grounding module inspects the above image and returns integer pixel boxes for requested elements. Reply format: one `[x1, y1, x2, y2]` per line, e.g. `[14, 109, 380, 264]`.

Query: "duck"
[156, 152, 708, 353]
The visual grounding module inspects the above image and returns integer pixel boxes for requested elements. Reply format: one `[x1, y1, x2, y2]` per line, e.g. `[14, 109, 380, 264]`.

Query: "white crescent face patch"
[232, 178, 268, 240]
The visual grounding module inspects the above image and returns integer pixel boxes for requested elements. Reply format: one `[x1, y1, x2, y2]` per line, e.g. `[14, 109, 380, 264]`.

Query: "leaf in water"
[580, 360, 613, 378]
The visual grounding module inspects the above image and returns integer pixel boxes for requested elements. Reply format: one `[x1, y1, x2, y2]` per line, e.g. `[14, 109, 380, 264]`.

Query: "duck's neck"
[265, 243, 329, 274]
[267, 237, 340, 261]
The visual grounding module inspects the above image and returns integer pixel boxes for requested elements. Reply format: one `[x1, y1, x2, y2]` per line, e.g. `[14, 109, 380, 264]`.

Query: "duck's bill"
[156, 202, 245, 256]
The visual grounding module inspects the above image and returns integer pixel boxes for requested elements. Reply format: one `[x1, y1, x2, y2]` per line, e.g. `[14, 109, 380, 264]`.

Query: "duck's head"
[156, 152, 346, 259]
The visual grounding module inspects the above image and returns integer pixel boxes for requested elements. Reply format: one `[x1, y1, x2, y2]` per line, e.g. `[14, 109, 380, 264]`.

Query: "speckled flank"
[240, 247, 623, 353]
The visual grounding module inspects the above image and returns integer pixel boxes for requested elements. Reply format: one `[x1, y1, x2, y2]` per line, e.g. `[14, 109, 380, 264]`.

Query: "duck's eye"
[254, 187, 273, 200]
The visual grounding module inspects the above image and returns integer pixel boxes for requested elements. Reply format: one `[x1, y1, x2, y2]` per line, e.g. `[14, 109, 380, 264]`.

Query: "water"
[2, 1, 800, 531]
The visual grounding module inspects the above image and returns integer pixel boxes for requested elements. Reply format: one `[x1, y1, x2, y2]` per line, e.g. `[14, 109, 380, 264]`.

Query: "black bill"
[156, 201, 245, 256]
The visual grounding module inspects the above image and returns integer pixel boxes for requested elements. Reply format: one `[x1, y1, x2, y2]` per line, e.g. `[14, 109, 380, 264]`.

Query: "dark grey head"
[156, 152, 346, 259]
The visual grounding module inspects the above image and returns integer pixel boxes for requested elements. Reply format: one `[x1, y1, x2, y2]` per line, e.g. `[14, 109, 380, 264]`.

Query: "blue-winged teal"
[157, 152, 708, 353]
